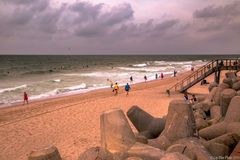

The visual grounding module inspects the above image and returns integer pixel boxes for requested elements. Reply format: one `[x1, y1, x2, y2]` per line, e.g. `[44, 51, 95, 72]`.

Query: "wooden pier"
[168, 59, 240, 93]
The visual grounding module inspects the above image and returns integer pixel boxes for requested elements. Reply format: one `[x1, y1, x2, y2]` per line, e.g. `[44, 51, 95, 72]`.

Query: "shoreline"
[0, 72, 181, 110]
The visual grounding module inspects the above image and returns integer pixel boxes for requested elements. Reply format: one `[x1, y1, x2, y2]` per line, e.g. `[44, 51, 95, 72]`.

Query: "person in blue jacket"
[125, 83, 131, 96]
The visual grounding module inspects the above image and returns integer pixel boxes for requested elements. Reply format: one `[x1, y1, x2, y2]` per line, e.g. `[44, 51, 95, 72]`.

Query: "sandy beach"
[0, 70, 219, 160]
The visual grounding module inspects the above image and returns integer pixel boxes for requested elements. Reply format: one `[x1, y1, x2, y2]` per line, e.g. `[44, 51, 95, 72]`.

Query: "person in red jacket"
[23, 92, 29, 104]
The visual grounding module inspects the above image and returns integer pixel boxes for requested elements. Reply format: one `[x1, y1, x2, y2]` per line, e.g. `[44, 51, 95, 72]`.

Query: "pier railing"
[168, 58, 240, 93]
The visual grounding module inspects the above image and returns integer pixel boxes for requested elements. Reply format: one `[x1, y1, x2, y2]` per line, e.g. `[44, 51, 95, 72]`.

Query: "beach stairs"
[168, 59, 240, 93]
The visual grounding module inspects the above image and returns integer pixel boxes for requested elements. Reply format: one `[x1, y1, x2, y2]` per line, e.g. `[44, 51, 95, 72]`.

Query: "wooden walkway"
[168, 59, 240, 93]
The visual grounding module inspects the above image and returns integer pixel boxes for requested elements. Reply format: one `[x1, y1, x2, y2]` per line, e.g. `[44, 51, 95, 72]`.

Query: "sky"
[0, 0, 240, 55]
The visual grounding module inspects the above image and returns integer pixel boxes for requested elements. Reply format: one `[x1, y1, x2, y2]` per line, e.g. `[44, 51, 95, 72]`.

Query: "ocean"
[0, 55, 239, 107]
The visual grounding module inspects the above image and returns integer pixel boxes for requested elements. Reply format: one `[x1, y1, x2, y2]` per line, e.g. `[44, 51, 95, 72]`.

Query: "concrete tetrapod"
[149, 100, 196, 150]
[127, 105, 165, 139]
[28, 145, 62, 160]
[166, 144, 197, 160]
[126, 142, 164, 160]
[205, 132, 240, 151]
[100, 108, 164, 160]
[232, 81, 240, 91]
[100, 108, 136, 153]
[224, 96, 240, 123]
[160, 152, 191, 160]
[220, 89, 236, 117]
[200, 96, 240, 140]
[225, 72, 237, 79]
[79, 147, 114, 160]
[173, 138, 212, 160]
[223, 78, 233, 88]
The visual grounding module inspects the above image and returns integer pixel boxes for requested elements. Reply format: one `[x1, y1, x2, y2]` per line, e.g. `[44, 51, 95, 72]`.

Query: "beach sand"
[0, 70, 225, 160]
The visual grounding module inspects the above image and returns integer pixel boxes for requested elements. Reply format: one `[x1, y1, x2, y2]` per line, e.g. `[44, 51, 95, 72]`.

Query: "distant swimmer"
[125, 83, 131, 96]
[144, 75, 147, 82]
[113, 83, 119, 95]
[107, 79, 113, 88]
[155, 73, 158, 80]
[23, 92, 29, 104]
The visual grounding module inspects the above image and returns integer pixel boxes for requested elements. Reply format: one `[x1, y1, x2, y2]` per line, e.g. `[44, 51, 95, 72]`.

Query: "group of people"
[107, 79, 131, 96]
[183, 93, 197, 104]
[107, 69, 180, 96]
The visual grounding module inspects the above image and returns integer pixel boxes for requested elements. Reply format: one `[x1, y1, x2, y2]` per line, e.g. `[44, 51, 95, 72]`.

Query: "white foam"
[132, 63, 147, 67]
[53, 79, 61, 82]
[30, 83, 87, 100]
[64, 83, 87, 91]
[80, 72, 129, 77]
[118, 67, 168, 72]
[30, 89, 59, 100]
[0, 84, 27, 94]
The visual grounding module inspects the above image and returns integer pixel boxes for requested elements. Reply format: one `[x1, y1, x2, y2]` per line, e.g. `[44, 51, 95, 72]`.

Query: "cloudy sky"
[0, 0, 240, 54]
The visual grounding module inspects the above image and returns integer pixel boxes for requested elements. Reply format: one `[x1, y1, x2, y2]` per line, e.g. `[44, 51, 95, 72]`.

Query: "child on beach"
[113, 83, 119, 95]
[125, 83, 131, 96]
[23, 92, 28, 104]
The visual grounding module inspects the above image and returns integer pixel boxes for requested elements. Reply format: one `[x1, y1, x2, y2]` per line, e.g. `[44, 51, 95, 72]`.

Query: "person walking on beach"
[161, 73, 164, 79]
[144, 75, 147, 82]
[130, 76, 133, 83]
[173, 70, 177, 77]
[107, 79, 113, 88]
[113, 82, 119, 95]
[125, 83, 131, 96]
[191, 66, 194, 72]
[23, 92, 28, 104]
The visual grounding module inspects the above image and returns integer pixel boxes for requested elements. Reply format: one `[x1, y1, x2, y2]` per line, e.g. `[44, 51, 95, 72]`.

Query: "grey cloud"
[192, 1, 240, 34]
[155, 19, 179, 31]
[32, 9, 64, 34]
[194, 1, 240, 18]
[0, 0, 240, 54]
[112, 19, 179, 39]
[70, 2, 103, 22]
[0, 0, 59, 36]
[1, 0, 37, 5]
[73, 3, 134, 37]
[102, 3, 134, 26]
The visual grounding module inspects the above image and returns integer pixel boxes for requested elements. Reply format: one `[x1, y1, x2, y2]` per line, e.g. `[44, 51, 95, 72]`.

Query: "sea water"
[0, 55, 239, 106]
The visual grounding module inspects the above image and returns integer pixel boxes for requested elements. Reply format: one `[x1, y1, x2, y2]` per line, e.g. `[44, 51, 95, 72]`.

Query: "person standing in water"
[125, 83, 131, 96]
[144, 75, 147, 82]
[113, 82, 119, 95]
[155, 73, 158, 80]
[23, 92, 28, 104]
